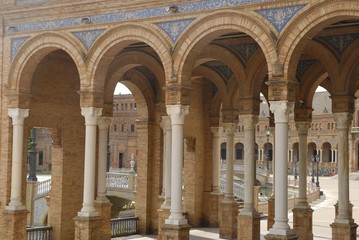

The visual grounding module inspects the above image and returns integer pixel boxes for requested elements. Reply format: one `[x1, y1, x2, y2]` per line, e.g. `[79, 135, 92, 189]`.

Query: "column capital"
[166, 105, 189, 125]
[81, 107, 102, 126]
[8, 108, 29, 125]
[97, 117, 112, 130]
[222, 123, 236, 135]
[269, 101, 294, 123]
[241, 114, 258, 130]
[333, 112, 353, 130]
[160, 115, 172, 131]
[296, 121, 310, 135]
[210, 126, 220, 136]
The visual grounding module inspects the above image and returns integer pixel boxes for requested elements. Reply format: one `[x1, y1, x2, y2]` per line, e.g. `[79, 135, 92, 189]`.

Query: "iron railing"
[26, 226, 52, 240]
[111, 217, 139, 237]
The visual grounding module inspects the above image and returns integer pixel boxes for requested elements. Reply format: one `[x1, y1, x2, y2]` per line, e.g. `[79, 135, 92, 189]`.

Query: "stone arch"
[7, 32, 86, 101]
[338, 40, 359, 95]
[87, 23, 172, 91]
[173, 10, 276, 88]
[279, 0, 359, 80]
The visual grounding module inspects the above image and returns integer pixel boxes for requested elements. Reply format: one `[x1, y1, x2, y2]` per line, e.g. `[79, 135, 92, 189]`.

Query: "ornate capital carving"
[97, 117, 112, 130]
[333, 113, 353, 130]
[81, 107, 102, 126]
[160, 116, 172, 131]
[8, 108, 29, 125]
[210, 126, 220, 137]
[223, 123, 236, 135]
[241, 114, 258, 130]
[49, 128, 62, 147]
[269, 101, 294, 123]
[166, 105, 189, 125]
[184, 137, 195, 152]
[295, 121, 310, 135]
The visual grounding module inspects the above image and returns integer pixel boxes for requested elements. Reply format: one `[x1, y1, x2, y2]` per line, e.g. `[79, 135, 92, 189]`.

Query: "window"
[113, 125, 117, 131]
[130, 124, 135, 132]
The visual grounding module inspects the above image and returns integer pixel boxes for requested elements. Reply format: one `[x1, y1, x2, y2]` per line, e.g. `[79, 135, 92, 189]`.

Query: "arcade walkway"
[114, 173, 359, 240]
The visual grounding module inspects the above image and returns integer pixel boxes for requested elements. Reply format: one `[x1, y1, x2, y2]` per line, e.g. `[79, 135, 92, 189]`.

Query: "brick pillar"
[219, 201, 238, 239]
[158, 208, 171, 240]
[74, 216, 102, 240]
[208, 192, 223, 227]
[3, 209, 28, 240]
[26, 181, 37, 225]
[94, 202, 112, 240]
[267, 196, 274, 230]
[292, 208, 313, 240]
[238, 214, 261, 240]
[162, 224, 191, 240]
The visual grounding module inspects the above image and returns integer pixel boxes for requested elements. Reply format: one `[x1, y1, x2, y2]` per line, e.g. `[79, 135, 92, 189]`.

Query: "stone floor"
[113, 172, 359, 239]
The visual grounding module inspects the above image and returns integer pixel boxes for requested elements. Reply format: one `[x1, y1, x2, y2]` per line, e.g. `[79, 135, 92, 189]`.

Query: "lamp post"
[27, 128, 38, 181]
[315, 154, 320, 187]
[311, 154, 315, 183]
[265, 127, 270, 172]
[106, 129, 111, 172]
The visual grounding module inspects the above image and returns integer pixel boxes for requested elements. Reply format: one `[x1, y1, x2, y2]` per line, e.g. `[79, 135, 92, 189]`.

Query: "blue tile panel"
[319, 33, 359, 55]
[297, 59, 317, 77]
[156, 19, 194, 42]
[72, 29, 105, 50]
[11, 36, 30, 60]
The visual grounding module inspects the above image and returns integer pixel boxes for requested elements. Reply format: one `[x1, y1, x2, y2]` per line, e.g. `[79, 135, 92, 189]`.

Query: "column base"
[158, 207, 171, 240]
[238, 214, 261, 240]
[2, 209, 28, 240]
[267, 196, 275, 230]
[162, 224, 191, 240]
[94, 202, 112, 240]
[208, 192, 223, 227]
[264, 233, 298, 240]
[74, 216, 102, 240]
[292, 207, 313, 240]
[331, 222, 358, 240]
[219, 201, 238, 239]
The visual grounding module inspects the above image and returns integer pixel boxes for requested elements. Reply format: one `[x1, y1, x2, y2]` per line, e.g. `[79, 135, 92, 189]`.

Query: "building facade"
[0, 1, 359, 240]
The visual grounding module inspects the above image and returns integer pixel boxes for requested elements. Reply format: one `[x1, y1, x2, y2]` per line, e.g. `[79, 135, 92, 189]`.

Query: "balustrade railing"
[111, 217, 138, 237]
[106, 172, 136, 191]
[33, 179, 51, 199]
[219, 178, 244, 199]
[221, 164, 268, 176]
[26, 226, 52, 240]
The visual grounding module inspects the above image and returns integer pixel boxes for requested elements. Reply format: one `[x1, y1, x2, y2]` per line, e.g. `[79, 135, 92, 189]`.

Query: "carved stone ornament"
[185, 137, 195, 152]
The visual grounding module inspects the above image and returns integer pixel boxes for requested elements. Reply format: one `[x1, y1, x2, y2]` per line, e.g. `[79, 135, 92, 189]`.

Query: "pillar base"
[331, 222, 358, 240]
[292, 207, 313, 240]
[264, 233, 298, 240]
[162, 224, 191, 240]
[74, 216, 102, 240]
[94, 202, 112, 240]
[238, 214, 261, 240]
[219, 201, 238, 239]
[3, 209, 28, 240]
[158, 207, 171, 240]
[208, 192, 223, 227]
[267, 196, 275, 230]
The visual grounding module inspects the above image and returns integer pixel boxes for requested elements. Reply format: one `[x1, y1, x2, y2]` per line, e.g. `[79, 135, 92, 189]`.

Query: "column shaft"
[296, 122, 309, 206]
[165, 105, 189, 225]
[7, 108, 29, 210]
[79, 107, 102, 217]
[241, 115, 258, 214]
[96, 117, 111, 203]
[223, 123, 235, 202]
[211, 127, 221, 193]
[161, 116, 172, 208]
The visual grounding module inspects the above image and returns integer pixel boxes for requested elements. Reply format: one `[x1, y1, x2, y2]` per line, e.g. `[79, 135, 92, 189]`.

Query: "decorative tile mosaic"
[6, 0, 272, 34]
[156, 19, 194, 42]
[231, 43, 259, 62]
[11, 36, 30, 60]
[319, 33, 359, 55]
[256, 5, 306, 32]
[72, 29, 105, 50]
[297, 59, 317, 77]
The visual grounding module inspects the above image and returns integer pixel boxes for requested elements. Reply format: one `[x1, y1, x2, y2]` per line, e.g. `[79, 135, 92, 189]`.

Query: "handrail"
[33, 179, 51, 199]
[111, 217, 139, 237]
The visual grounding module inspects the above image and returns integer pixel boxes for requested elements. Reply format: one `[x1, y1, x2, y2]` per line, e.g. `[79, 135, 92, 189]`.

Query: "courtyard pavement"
[113, 172, 359, 239]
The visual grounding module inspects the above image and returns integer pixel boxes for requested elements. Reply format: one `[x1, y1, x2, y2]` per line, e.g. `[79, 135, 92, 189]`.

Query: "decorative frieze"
[156, 19, 194, 42]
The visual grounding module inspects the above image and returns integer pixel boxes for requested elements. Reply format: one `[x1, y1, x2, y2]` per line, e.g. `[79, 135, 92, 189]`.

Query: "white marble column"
[296, 122, 310, 207]
[333, 113, 352, 223]
[78, 107, 102, 217]
[6, 108, 29, 210]
[160, 116, 172, 208]
[222, 123, 236, 202]
[96, 117, 112, 203]
[165, 105, 189, 225]
[211, 127, 221, 194]
[241, 115, 258, 215]
[268, 101, 295, 236]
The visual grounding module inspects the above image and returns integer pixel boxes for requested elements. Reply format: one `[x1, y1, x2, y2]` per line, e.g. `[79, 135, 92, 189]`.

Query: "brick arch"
[173, 10, 276, 88]
[244, 52, 268, 98]
[87, 23, 172, 91]
[339, 40, 359, 96]
[279, 0, 359, 80]
[104, 51, 165, 105]
[7, 32, 86, 99]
